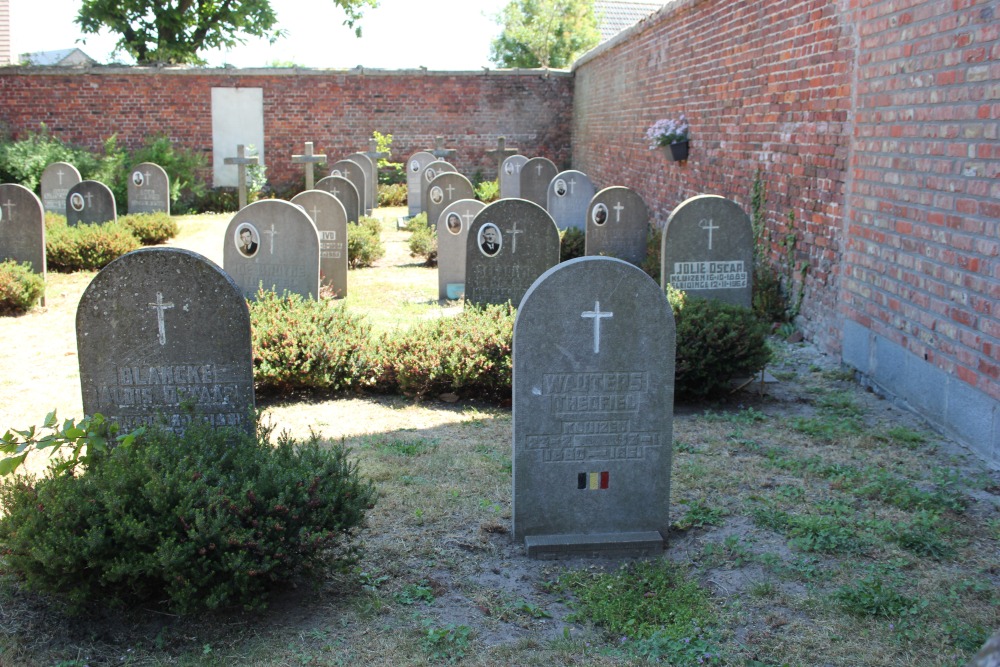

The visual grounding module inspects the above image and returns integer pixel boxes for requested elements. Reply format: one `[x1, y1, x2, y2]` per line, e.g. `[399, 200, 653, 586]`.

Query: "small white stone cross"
[148, 291, 175, 346]
[613, 201, 624, 222]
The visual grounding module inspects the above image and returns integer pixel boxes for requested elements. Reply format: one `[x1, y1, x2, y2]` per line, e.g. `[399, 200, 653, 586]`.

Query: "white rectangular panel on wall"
[212, 87, 265, 187]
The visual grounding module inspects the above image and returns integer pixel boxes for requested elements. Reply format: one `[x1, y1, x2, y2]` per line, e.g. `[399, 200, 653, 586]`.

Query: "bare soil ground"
[0, 210, 997, 666]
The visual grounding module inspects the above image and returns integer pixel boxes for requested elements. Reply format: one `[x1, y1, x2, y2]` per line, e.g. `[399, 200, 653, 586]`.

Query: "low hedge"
[0, 260, 45, 315]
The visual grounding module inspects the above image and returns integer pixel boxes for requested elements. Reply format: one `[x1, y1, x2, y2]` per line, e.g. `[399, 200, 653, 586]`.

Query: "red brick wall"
[0, 68, 574, 189]
[846, 0, 999, 401]
[572, 0, 855, 354]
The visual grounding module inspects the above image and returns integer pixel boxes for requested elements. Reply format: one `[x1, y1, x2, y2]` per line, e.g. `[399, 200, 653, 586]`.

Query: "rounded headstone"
[585, 186, 651, 266]
[66, 180, 117, 226]
[437, 198, 485, 300]
[546, 169, 596, 231]
[291, 189, 348, 298]
[315, 175, 360, 224]
[406, 151, 436, 216]
[127, 162, 170, 214]
[0, 183, 46, 278]
[40, 162, 81, 215]
[519, 157, 558, 208]
[500, 155, 529, 199]
[420, 160, 457, 216]
[330, 159, 368, 217]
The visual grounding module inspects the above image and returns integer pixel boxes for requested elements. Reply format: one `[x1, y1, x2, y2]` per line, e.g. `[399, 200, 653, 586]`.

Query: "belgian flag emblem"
[577, 471, 610, 490]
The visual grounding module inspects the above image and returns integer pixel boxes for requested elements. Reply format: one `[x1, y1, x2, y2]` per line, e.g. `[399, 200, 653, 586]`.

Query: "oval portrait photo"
[235, 223, 260, 258]
[132, 171, 145, 187]
[592, 202, 609, 226]
[478, 223, 502, 257]
[446, 212, 462, 235]
[69, 192, 85, 212]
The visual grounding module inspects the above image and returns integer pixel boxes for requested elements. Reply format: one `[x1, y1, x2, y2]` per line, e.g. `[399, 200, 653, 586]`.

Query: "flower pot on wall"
[665, 140, 689, 162]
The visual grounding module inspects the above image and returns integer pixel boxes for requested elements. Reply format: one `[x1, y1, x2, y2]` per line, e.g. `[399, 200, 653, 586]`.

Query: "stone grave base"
[524, 531, 664, 559]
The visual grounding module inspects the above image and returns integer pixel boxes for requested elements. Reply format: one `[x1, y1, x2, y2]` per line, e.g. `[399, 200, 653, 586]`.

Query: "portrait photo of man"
[554, 179, 567, 197]
[236, 225, 259, 257]
[479, 224, 502, 256]
[592, 203, 609, 226]
[132, 171, 145, 187]
[69, 192, 85, 212]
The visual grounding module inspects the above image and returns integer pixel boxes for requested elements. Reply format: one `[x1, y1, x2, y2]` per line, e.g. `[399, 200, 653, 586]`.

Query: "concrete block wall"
[0, 67, 574, 190]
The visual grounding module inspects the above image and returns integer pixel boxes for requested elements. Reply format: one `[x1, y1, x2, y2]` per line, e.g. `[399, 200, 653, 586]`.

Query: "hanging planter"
[646, 114, 690, 164]
[665, 140, 689, 162]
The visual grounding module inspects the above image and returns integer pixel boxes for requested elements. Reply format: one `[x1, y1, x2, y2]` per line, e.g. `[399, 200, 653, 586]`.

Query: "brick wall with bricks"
[0, 68, 574, 189]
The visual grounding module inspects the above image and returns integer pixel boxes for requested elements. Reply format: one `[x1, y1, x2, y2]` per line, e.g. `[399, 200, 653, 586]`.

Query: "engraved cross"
[262, 224, 279, 254]
[461, 210, 476, 226]
[148, 292, 175, 346]
[505, 220, 524, 254]
[613, 201, 624, 222]
[2, 198, 15, 220]
[699, 218, 719, 250]
[581, 301, 613, 354]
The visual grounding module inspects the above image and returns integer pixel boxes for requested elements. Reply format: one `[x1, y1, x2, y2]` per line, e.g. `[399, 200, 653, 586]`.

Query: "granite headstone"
[660, 195, 753, 307]
[520, 157, 558, 208]
[76, 247, 255, 434]
[425, 172, 474, 233]
[0, 183, 47, 287]
[585, 186, 651, 266]
[66, 180, 117, 226]
[513, 256, 675, 557]
[547, 170, 596, 231]
[291, 189, 348, 298]
[330, 159, 369, 217]
[464, 199, 560, 308]
[406, 151, 436, 216]
[315, 174, 360, 224]
[40, 162, 81, 215]
[223, 199, 320, 300]
[420, 160, 457, 215]
[127, 162, 170, 215]
[436, 198, 485, 300]
[347, 153, 377, 214]
[500, 155, 528, 199]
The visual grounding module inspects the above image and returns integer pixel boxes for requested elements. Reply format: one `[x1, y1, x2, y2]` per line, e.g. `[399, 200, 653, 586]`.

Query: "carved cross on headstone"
[581, 300, 613, 354]
[292, 141, 327, 191]
[699, 218, 719, 250]
[224, 144, 260, 210]
[505, 220, 524, 254]
[613, 201, 625, 222]
[148, 291, 175, 346]
[430, 136, 458, 161]
[1, 198, 15, 221]
[261, 223, 279, 255]
[485, 136, 518, 178]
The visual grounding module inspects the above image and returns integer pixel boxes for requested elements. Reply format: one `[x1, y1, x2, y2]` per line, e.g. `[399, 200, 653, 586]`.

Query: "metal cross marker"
[505, 220, 524, 254]
[292, 141, 327, 191]
[262, 224, 279, 254]
[2, 199, 15, 220]
[224, 144, 260, 210]
[148, 292, 175, 346]
[485, 136, 518, 178]
[581, 301, 613, 354]
[699, 219, 719, 250]
[613, 201, 624, 222]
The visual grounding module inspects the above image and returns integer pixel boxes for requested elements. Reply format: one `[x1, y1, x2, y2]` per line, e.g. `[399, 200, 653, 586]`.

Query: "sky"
[10, 0, 511, 70]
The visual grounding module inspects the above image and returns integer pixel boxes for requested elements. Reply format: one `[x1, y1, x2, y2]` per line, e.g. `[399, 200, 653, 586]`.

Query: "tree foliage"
[490, 0, 600, 69]
[75, 0, 377, 65]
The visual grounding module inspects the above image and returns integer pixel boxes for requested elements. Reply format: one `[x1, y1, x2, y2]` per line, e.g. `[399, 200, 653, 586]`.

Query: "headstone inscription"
[464, 199, 560, 308]
[127, 162, 170, 215]
[420, 160, 457, 215]
[330, 159, 368, 217]
[520, 157, 558, 208]
[315, 175, 361, 225]
[347, 153, 377, 214]
[40, 162, 81, 215]
[485, 136, 518, 180]
[499, 155, 529, 199]
[406, 151, 436, 217]
[513, 256, 675, 557]
[76, 247, 255, 435]
[660, 195, 753, 308]
[547, 170, 596, 231]
[585, 186, 651, 266]
[425, 172, 475, 234]
[290, 190, 348, 298]
[66, 180, 117, 226]
[291, 141, 327, 191]
[223, 199, 320, 301]
[223, 144, 260, 211]
[436, 198, 485, 300]
[0, 183, 47, 301]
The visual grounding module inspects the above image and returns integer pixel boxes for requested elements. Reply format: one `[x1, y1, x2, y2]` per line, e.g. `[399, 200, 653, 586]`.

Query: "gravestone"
[40, 162, 81, 215]
[547, 170, 596, 231]
[291, 141, 327, 191]
[315, 175, 360, 224]
[347, 153, 377, 214]
[420, 160, 457, 215]
[223, 199, 320, 300]
[361, 138, 389, 199]
[291, 190, 348, 298]
[500, 155, 528, 199]
[520, 157, 558, 208]
[486, 136, 518, 179]
[223, 144, 260, 210]
[436, 198, 485, 300]
[66, 180, 117, 226]
[660, 195, 753, 308]
[76, 247, 255, 434]
[406, 151, 436, 216]
[429, 136, 458, 161]
[127, 162, 170, 215]
[464, 199, 560, 308]
[0, 183, 47, 300]
[585, 186, 651, 266]
[513, 256, 675, 557]
[330, 159, 369, 217]
[425, 172, 475, 234]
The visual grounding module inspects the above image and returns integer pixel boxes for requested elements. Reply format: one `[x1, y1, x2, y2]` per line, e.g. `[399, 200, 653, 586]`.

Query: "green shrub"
[673, 296, 772, 399]
[378, 183, 407, 206]
[250, 290, 374, 394]
[0, 125, 94, 191]
[408, 222, 437, 266]
[400, 212, 428, 231]
[373, 304, 515, 400]
[559, 227, 585, 261]
[119, 212, 179, 245]
[0, 419, 375, 614]
[348, 216, 385, 268]
[475, 179, 499, 203]
[0, 260, 45, 315]
[44, 215, 141, 272]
